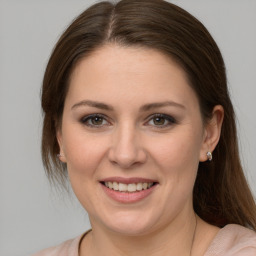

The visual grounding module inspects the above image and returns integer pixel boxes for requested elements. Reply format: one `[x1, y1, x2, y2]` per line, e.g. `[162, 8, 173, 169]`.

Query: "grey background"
[0, 1, 255, 255]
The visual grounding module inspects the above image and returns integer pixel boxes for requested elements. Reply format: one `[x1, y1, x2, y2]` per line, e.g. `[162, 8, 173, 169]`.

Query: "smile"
[104, 181, 155, 192]
[100, 177, 158, 203]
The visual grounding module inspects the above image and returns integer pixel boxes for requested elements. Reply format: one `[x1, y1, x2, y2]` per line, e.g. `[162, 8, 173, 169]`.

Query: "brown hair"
[41, 0, 256, 229]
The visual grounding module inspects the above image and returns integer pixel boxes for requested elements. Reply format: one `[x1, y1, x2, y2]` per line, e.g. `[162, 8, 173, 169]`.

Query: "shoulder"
[30, 234, 84, 256]
[205, 224, 256, 256]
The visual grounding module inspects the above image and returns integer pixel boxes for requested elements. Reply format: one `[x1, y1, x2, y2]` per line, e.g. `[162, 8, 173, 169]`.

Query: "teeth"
[142, 183, 148, 190]
[128, 183, 136, 192]
[119, 183, 128, 191]
[113, 182, 119, 191]
[136, 183, 142, 191]
[108, 182, 113, 189]
[103, 181, 155, 192]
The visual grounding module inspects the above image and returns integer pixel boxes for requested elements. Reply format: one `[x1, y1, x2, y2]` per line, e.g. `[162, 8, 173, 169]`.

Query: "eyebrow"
[71, 100, 185, 111]
[139, 101, 185, 111]
[71, 100, 114, 111]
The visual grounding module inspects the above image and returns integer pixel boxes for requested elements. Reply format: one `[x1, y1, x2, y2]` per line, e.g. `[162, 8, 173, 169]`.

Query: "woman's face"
[58, 45, 209, 235]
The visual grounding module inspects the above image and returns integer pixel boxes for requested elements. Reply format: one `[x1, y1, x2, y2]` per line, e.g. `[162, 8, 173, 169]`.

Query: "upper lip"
[100, 176, 158, 184]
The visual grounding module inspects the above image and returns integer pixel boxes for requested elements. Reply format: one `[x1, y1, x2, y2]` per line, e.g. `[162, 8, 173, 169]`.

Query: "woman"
[33, 0, 256, 255]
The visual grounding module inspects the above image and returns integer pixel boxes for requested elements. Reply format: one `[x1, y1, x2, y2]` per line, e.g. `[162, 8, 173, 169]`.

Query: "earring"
[206, 151, 212, 161]
[57, 153, 63, 158]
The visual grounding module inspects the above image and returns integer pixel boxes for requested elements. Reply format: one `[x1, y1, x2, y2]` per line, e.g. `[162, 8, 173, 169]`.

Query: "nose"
[108, 123, 147, 169]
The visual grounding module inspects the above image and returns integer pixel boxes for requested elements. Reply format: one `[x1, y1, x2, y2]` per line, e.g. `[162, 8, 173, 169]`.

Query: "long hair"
[41, 0, 256, 229]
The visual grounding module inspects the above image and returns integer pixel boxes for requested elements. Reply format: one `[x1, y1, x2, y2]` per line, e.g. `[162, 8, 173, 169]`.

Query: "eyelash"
[80, 114, 110, 128]
[146, 113, 176, 128]
[80, 113, 176, 129]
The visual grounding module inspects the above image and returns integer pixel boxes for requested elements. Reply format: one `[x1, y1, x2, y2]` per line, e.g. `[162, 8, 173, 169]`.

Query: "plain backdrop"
[0, 1, 255, 255]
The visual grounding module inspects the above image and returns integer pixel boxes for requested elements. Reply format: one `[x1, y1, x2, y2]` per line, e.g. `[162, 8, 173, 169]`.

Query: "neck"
[82, 212, 197, 256]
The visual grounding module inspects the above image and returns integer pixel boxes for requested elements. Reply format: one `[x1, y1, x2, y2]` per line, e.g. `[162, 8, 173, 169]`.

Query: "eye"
[147, 114, 176, 128]
[81, 114, 110, 127]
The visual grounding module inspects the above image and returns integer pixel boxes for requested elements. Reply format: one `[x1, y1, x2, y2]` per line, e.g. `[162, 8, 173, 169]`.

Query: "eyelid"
[80, 113, 111, 127]
[79, 113, 176, 129]
[145, 113, 176, 127]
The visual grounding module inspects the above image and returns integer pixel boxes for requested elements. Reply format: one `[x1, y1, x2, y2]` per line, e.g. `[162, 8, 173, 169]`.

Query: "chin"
[108, 223, 154, 237]
[98, 209, 160, 236]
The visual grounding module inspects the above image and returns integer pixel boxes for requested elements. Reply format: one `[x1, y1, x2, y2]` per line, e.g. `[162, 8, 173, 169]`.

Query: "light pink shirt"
[31, 224, 256, 256]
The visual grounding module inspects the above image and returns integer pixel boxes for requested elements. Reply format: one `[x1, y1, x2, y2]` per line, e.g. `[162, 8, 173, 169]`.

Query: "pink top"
[31, 224, 256, 256]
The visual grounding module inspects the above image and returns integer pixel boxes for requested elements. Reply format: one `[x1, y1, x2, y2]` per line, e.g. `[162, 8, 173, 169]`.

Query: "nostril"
[108, 147, 147, 169]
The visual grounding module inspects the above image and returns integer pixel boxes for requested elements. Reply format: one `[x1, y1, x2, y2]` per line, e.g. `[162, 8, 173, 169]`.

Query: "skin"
[57, 44, 223, 256]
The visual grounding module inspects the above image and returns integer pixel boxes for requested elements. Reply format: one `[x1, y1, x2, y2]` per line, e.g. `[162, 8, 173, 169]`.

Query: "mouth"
[99, 177, 158, 203]
[101, 181, 157, 193]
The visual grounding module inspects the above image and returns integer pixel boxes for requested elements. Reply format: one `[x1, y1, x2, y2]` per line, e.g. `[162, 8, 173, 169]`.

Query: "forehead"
[67, 44, 199, 110]
[71, 44, 185, 82]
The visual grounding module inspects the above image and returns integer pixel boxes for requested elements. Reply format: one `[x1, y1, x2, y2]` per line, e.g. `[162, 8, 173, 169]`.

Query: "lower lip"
[101, 183, 157, 203]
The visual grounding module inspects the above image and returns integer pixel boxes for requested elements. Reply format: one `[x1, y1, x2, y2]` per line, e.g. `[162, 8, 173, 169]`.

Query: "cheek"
[147, 129, 202, 198]
[63, 132, 109, 209]
[62, 127, 108, 179]
[151, 132, 202, 169]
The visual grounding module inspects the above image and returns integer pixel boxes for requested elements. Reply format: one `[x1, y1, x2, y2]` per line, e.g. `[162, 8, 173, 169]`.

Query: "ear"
[199, 105, 224, 162]
[56, 129, 67, 163]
